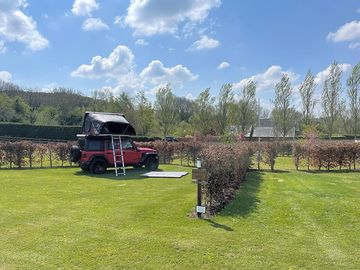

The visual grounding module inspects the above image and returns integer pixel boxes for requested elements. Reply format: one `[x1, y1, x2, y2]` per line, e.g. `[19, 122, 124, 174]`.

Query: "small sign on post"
[192, 163, 207, 218]
[192, 169, 207, 181]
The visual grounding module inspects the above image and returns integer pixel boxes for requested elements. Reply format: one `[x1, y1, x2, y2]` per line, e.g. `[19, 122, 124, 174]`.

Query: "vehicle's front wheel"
[90, 158, 107, 174]
[80, 165, 89, 172]
[144, 156, 159, 171]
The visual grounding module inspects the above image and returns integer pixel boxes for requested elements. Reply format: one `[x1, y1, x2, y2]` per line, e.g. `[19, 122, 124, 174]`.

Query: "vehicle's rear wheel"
[90, 158, 107, 174]
[70, 145, 81, 162]
[144, 156, 159, 171]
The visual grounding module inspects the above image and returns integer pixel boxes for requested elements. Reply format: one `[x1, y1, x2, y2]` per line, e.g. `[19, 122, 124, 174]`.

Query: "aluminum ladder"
[110, 135, 126, 176]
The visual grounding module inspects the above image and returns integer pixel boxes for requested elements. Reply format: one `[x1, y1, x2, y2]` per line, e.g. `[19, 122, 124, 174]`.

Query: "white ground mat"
[142, 171, 188, 178]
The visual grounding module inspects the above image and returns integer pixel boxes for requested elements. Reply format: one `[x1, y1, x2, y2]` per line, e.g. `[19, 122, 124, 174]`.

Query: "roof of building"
[247, 126, 295, 138]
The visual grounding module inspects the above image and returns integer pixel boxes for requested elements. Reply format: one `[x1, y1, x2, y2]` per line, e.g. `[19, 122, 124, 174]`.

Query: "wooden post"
[192, 168, 207, 218]
[197, 182, 202, 218]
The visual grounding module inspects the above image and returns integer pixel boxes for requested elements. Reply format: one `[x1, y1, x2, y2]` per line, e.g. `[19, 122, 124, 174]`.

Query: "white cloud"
[188, 35, 219, 51]
[186, 93, 195, 100]
[135, 39, 149, 46]
[327, 20, 360, 43]
[0, 71, 12, 82]
[0, 0, 49, 51]
[82, 18, 109, 31]
[71, 45, 135, 79]
[314, 63, 352, 85]
[71, 44, 198, 93]
[140, 60, 198, 86]
[0, 41, 6, 53]
[113, 15, 125, 27]
[217, 61, 230, 70]
[72, 0, 99, 16]
[124, 0, 221, 36]
[233, 66, 299, 92]
[349, 42, 360, 50]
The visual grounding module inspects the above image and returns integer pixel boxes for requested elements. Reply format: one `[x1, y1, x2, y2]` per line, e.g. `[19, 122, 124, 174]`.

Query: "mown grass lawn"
[0, 159, 359, 269]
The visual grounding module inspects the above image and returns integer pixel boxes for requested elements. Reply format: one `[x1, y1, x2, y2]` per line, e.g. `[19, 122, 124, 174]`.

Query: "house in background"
[245, 118, 297, 140]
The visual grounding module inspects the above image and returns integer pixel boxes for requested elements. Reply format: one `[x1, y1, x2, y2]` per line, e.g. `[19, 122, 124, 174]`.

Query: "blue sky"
[0, 0, 359, 109]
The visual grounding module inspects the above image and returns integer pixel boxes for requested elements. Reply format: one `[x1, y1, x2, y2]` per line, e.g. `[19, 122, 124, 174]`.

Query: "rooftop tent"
[81, 112, 136, 136]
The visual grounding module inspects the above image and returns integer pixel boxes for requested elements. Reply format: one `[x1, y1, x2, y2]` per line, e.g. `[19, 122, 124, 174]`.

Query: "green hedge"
[131, 136, 162, 142]
[0, 123, 164, 142]
[0, 123, 80, 141]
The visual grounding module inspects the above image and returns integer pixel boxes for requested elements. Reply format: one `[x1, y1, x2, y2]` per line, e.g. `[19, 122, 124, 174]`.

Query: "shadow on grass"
[74, 167, 163, 181]
[219, 171, 263, 218]
[257, 169, 290, 174]
[204, 219, 234, 231]
[298, 169, 360, 174]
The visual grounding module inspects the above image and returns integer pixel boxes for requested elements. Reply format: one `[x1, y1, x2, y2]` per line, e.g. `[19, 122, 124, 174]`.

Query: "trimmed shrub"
[200, 143, 252, 214]
[0, 122, 80, 141]
[262, 142, 278, 172]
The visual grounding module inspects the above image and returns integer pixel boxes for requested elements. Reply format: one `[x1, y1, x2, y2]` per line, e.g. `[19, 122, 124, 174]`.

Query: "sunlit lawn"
[0, 160, 359, 269]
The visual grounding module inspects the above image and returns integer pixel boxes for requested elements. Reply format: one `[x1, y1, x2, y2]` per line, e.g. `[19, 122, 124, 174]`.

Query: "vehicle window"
[122, 140, 133, 150]
[85, 139, 103, 151]
[105, 139, 133, 150]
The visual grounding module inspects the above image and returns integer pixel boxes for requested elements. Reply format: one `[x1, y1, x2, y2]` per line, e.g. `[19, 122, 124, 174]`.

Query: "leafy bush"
[200, 143, 252, 214]
[262, 142, 278, 172]
[291, 141, 360, 171]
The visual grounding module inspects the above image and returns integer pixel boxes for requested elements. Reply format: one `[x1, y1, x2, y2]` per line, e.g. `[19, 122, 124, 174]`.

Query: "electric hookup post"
[192, 158, 207, 218]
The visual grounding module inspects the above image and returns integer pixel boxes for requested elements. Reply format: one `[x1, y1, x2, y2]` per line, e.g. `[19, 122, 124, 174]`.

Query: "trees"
[321, 62, 343, 139]
[154, 84, 179, 137]
[347, 62, 360, 139]
[0, 93, 15, 122]
[13, 96, 30, 123]
[237, 80, 257, 134]
[216, 84, 234, 135]
[175, 96, 195, 122]
[136, 91, 155, 136]
[35, 106, 59, 125]
[111, 92, 137, 128]
[299, 70, 316, 126]
[272, 74, 296, 141]
[190, 88, 216, 135]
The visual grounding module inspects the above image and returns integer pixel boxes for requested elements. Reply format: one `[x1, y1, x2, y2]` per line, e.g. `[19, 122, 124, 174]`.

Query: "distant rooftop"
[246, 126, 295, 138]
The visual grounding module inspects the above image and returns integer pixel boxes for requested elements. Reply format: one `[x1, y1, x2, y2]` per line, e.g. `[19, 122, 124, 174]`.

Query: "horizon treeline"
[0, 61, 359, 139]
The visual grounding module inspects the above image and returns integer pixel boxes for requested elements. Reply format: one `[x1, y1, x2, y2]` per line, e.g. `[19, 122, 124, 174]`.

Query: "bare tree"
[299, 70, 316, 126]
[238, 80, 257, 133]
[272, 74, 296, 141]
[347, 62, 360, 139]
[154, 84, 179, 137]
[322, 62, 343, 139]
[216, 84, 234, 135]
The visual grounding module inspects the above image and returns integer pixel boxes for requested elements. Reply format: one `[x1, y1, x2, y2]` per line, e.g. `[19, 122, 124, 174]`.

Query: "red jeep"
[71, 136, 159, 174]
[70, 112, 159, 174]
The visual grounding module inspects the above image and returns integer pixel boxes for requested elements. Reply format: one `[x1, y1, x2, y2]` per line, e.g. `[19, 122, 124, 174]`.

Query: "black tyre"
[80, 165, 89, 172]
[90, 158, 107, 174]
[70, 145, 81, 162]
[144, 156, 159, 171]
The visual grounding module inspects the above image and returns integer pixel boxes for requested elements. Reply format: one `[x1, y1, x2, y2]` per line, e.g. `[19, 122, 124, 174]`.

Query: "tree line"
[1, 61, 359, 139]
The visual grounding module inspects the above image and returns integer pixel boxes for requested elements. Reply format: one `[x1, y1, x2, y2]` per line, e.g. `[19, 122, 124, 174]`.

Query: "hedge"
[0, 123, 164, 142]
[292, 140, 360, 171]
[0, 123, 80, 141]
[0, 141, 73, 168]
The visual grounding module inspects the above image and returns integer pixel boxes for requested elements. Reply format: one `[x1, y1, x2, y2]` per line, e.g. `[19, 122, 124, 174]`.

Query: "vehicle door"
[120, 138, 142, 164]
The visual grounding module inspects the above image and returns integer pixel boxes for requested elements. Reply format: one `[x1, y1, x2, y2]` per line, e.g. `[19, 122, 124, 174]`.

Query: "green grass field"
[0, 158, 359, 269]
